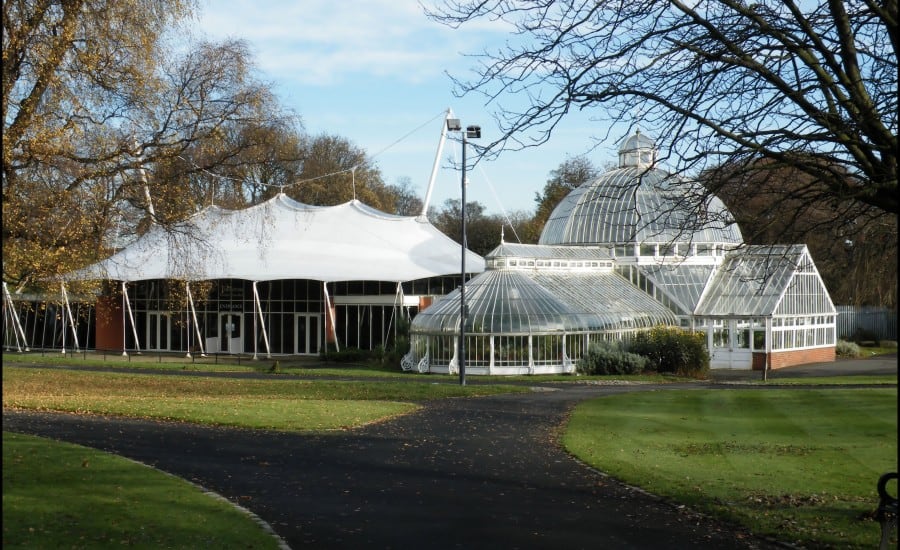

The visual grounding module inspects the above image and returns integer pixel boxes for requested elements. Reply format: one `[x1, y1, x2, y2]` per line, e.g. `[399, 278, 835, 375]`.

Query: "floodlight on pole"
[446, 119, 480, 386]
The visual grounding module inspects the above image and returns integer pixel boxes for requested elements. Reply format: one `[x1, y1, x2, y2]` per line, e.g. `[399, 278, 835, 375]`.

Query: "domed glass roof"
[539, 131, 743, 246]
[411, 270, 607, 334]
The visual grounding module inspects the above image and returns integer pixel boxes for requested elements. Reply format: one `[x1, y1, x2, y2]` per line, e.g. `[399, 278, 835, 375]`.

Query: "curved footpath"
[3, 356, 896, 549]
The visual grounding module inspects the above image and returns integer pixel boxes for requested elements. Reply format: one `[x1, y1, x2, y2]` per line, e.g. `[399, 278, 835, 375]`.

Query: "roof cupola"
[618, 129, 656, 169]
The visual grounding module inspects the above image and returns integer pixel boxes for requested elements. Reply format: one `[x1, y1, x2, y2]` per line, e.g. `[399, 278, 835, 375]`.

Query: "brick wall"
[94, 295, 124, 351]
[752, 347, 836, 370]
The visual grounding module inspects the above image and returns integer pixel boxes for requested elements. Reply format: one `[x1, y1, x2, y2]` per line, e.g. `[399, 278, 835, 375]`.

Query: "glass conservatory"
[403, 244, 677, 375]
[405, 130, 836, 374]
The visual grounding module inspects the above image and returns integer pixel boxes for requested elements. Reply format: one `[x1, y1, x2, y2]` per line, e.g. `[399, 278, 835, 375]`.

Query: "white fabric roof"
[66, 193, 485, 283]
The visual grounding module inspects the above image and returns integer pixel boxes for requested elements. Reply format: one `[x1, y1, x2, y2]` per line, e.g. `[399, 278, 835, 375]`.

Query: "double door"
[219, 313, 242, 353]
[296, 313, 321, 355]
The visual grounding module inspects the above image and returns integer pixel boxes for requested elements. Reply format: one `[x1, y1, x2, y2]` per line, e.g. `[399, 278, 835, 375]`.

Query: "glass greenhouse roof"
[634, 264, 715, 313]
[529, 271, 678, 329]
[539, 167, 743, 247]
[411, 267, 677, 335]
[487, 242, 613, 261]
[694, 245, 834, 316]
[412, 270, 607, 334]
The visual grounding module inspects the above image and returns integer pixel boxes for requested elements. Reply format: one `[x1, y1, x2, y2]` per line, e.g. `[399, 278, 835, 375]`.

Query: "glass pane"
[160, 315, 168, 350]
[297, 315, 308, 354]
[149, 314, 158, 349]
[753, 330, 766, 350]
[310, 317, 319, 354]
[713, 328, 729, 347]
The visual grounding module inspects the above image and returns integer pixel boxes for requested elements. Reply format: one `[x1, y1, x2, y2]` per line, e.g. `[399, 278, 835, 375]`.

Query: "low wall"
[752, 347, 836, 370]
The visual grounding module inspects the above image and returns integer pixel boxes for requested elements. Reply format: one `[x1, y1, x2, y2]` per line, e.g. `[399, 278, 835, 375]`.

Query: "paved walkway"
[3, 356, 896, 549]
[709, 353, 898, 382]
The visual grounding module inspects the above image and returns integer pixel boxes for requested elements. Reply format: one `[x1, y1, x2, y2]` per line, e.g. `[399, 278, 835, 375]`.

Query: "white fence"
[836, 306, 897, 341]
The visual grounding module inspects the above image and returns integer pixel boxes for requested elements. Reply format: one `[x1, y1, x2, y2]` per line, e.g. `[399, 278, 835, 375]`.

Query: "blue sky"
[194, 0, 628, 217]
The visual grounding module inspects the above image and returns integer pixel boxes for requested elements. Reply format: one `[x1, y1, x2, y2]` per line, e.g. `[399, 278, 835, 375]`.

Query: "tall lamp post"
[446, 118, 480, 386]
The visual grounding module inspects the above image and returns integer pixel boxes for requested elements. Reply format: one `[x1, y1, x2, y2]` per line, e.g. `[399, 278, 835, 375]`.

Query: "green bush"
[850, 327, 878, 343]
[835, 339, 862, 357]
[880, 340, 898, 349]
[321, 347, 370, 363]
[577, 340, 648, 375]
[382, 316, 411, 369]
[628, 326, 709, 378]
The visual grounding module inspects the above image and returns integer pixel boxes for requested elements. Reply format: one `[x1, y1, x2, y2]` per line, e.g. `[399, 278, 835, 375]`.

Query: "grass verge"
[2, 432, 281, 549]
[2, 352, 698, 383]
[2, 367, 528, 431]
[563, 388, 898, 549]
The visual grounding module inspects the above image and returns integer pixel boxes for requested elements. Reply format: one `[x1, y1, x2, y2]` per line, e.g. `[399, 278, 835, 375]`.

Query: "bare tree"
[427, 1, 897, 234]
[709, 158, 897, 306]
[387, 176, 426, 216]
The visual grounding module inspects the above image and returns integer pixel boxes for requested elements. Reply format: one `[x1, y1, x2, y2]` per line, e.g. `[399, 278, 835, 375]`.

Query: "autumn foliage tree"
[520, 156, 603, 243]
[2, 0, 291, 291]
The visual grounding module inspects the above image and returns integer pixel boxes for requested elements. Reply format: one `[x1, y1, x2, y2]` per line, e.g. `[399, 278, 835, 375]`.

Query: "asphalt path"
[3, 356, 896, 549]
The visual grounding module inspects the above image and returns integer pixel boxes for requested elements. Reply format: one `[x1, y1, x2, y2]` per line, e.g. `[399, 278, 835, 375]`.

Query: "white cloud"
[197, 0, 507, 86]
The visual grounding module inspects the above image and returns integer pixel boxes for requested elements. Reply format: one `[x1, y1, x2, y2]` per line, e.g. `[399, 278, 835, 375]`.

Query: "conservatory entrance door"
[218, 313, 242, 353]
[295, 313, 321, 355]
[708, 319, 753, 369]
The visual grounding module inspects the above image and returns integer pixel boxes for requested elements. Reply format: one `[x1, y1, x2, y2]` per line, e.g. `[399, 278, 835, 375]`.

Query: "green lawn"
[4, 361, 897, 548]
[2, 366, 528, 431]
[1, 352, 686, 383]
[2, 432, 281, 549]
[563, 388, 898, 548]
[2, 366, 528, 549]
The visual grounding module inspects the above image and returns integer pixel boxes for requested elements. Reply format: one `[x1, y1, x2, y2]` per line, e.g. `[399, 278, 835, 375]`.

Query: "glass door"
[147, 312, 170, 351]
[219, 313, 242, 353]
[296, 314, 321, 355]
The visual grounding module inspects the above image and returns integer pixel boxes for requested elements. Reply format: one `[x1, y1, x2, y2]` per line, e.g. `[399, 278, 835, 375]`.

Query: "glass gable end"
[695, 245, 834, 317]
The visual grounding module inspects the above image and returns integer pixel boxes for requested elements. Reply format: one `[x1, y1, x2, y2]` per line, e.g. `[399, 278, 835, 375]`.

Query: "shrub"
[577, 340, 648, 375]
[387, 317, 411, 367]
[850, 327, 878, 343]
[880, 340, 898, 349]
[628, 326, 709, 378]
[835, 340, 862, 358]
[321, 347, 370, 363]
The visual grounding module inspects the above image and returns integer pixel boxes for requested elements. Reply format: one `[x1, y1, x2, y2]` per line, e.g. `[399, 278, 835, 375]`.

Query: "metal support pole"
[2, 282, 29, 351]
[122, 281, 141, 355]
[252, 281, 271, 359]
[186, 282, 206, 357]
[61, 283, 80, 352]
[459, 132, 467, 386]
